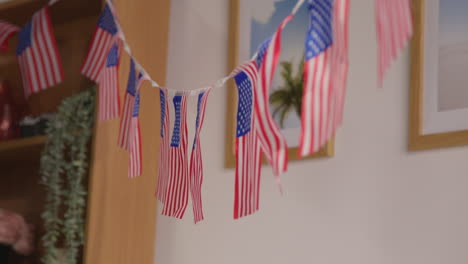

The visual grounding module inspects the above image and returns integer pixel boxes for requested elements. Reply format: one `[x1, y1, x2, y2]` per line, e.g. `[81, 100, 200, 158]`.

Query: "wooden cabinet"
[0, 1, 100, 263]
[84, 0, 171, 263]
[0, 0, 170, 263]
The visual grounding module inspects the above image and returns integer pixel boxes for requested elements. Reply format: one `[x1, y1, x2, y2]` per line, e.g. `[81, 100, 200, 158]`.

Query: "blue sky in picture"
[439, 0, 468, 46]
[250, 1, 308, 55]
[250, 0, 308, 129]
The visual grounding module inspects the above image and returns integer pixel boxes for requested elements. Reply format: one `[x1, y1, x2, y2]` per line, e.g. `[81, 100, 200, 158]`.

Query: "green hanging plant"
[269, 59, 304, 128]
[40, 88, 96, 264]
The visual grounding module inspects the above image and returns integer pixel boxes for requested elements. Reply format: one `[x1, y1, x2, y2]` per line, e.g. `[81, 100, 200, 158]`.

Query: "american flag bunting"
[0, 21, 19, 52]
[123, 60, 148, 177]
[299, 0, 334, 157]
[129, 91, 142, 178]
[375, 0, 412, 87]
[98, 40, 121, 121]
[254, 14, 293, 178]
[189, 89, 211, 223]
[81, 3, 119, 82]
[119, 59, 138, 150]
[16, 7, 64, 97]
[156, 88, 170, 203]
[299, 0, 350, 157]
[162, 94, 189, 219]
[232, 61, 262, 219]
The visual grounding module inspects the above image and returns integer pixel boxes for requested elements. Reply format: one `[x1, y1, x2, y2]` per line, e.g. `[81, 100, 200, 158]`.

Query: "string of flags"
[0, 0, 413, 222]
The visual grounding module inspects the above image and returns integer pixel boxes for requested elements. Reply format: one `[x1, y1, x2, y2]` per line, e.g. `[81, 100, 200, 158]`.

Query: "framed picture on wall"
[224, 0, 334, 168]
[410, 0, 468, 150]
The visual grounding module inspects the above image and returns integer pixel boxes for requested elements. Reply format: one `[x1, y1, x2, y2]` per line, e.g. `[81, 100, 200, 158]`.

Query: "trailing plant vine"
[40, 88, 96, 264]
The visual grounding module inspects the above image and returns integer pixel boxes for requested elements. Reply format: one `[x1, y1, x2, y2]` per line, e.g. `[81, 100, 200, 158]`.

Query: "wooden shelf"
[0, 0, 101, 26]
[0, 136, 46, 163]
[0, 0, 32, 10]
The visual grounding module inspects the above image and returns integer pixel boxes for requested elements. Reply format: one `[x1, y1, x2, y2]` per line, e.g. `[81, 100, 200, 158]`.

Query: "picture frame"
[224, 0, 334, 168]
[409, 0, 468, 151]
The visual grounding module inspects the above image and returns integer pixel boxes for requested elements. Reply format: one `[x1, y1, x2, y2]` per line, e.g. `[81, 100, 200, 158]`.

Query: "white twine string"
[105, 0, 305, 94]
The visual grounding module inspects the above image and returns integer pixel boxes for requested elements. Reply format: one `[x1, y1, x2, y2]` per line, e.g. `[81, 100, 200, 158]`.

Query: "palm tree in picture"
[269, 59, 304, 128]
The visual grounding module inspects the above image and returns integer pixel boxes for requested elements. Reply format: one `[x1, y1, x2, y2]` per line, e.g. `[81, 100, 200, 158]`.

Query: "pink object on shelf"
[0, 209, 33, 255]
[0, 80, 19, 141]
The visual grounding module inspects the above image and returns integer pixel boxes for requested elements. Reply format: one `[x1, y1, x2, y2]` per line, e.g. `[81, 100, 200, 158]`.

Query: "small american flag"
[161, 94, 189, 219]
[129, 91, 142, 178]
[16, 7, 64, 97]
[232, 61, 262, 219]
[254, 14, 293, 177]
[331, 0, 350, 130]
[375, 0, 412, 87]
[97, 40, 121, 121]
[81, 3, 119, 82]
[119, 59, 137, 150]
[189, 89, 211, 223]
[123, 60, 147, 178]
[299, 0, 334, 156]
[0, 21, 19, 52]
[299, 0, 350, 157]
[156, 88, 170, 203]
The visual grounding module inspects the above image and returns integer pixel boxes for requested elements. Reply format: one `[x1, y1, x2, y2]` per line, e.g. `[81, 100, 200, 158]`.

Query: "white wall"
[155, 1, 468, 264]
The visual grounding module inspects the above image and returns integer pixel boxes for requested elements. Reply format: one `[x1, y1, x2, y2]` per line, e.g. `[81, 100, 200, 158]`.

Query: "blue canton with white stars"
[159, 90, 166, 137]
[170, 95, 183, 147]
[98, 4, 118, 35]
[106, 43, 120, 67]
[192, 92, 205, 149]
[235, 72, 253, 138]
[305, 0, 333, 60]
[132, 92, 141, 117]
[126, 59, 137, 96]
[256, 37, 272, 69]
[16, 22, 32, 55]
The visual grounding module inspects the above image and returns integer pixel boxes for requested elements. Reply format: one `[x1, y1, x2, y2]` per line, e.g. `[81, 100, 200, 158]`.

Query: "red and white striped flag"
[375, 0, 412, 87]
[16, 7, 64, 97]
[127, 65, 147, 178]
[299, 0, 350, 157]
[119, 59, 139, 150]
[189, 89, 211, 223]
[128, 91, 142, 178]
[331, 0, 350, 129]
[97, 40, 121, 121]
[232, 61, 263, 219]
[254, 14, 293, 177]
[81, 3, 119, 82]
[156, 88, 170, 203]
[0, 21, 19, 52]
[162, 94, 189, 219]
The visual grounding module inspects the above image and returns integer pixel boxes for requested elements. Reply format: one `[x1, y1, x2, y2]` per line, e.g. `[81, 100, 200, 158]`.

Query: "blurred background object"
[19, 113, 56, 138]
[0, 208, 34, 263]
[0, 80, 19, 141]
